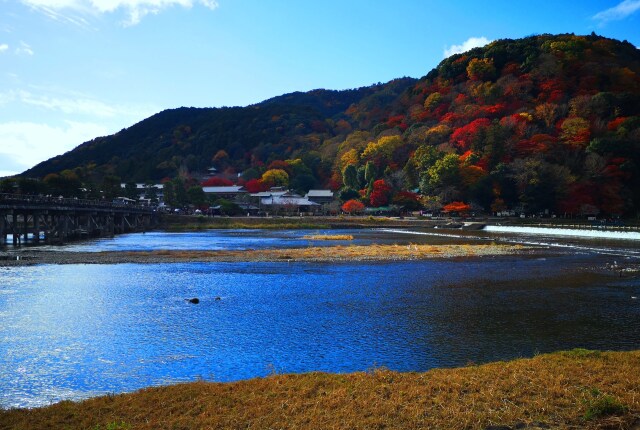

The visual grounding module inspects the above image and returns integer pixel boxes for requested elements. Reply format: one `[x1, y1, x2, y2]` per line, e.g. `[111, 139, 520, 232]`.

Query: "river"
[1, 228, 639, 408]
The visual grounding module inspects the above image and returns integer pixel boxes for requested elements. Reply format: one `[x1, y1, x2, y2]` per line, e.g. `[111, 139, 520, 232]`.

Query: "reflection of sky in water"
[1, 255, 639, 408]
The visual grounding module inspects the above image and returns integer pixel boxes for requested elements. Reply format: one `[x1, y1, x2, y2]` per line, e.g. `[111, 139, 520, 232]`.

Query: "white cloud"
[0, 120, 109, 176]
[443, 36, 492, 58]
[0, 44, 8, 53]
[0, 88, 157, 119]
[15, 41, 34, 56]
[0, 86, 159, 175]
[21, 0, 218, 25]
[593, 0, 640, 23]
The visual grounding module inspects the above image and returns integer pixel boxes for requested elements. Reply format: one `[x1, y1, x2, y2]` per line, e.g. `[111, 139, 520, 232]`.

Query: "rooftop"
[202, 186, 246, 193]
[306, 190, 333, 197]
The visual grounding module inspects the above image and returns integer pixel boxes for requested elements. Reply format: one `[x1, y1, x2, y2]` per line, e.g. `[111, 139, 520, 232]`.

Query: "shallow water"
[1, 229, 640, 408]
[38, 229, 434, 252]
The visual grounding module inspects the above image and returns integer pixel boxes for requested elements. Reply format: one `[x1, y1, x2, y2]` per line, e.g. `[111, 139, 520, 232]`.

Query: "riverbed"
[1, 228, 639, 408]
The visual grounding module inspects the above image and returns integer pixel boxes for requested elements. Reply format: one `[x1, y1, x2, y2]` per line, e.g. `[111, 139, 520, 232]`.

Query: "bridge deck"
[0, 194, 157, 247]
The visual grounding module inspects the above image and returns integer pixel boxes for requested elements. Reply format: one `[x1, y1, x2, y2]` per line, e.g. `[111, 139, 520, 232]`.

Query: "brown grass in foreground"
[1, 350, 639, 430]
[116, 243, 525, 263]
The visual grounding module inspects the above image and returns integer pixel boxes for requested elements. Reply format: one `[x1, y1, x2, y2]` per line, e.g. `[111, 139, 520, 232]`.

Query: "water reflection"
[1, 256, 639, 408]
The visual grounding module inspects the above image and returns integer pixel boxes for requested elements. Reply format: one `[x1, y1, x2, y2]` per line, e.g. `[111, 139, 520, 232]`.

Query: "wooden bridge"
[0, 194, 158, 247]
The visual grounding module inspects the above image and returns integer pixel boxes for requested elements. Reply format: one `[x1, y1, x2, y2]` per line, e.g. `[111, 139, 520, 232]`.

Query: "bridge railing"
[0, 193, 155, 212]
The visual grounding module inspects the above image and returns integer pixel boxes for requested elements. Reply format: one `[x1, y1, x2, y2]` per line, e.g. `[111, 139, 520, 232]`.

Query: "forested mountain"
[21, 33, 640, 216]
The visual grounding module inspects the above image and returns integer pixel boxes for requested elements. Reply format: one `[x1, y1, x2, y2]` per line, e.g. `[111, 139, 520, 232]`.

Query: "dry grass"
[2, 350, 639, 429]
[113, 243, 526, 264]
[302, 234, 355, 240]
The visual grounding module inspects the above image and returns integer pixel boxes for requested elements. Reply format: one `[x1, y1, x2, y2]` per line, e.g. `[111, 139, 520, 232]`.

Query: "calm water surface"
[49, 229, 432, 252]
[1, 229, 640, 408]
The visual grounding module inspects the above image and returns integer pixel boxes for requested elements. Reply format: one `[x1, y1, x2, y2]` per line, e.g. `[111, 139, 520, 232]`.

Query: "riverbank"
[0, 243, 528, 266]
[2, 349, 639, 429]
[159, 214, 438, 231]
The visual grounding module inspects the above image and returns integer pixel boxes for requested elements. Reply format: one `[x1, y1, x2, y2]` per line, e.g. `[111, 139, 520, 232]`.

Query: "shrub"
[583, 389, 628, 420]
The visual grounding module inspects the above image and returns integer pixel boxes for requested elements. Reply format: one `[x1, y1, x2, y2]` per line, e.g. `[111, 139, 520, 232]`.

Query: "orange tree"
[342, 199, 365, 215]
[442, 201, 471, 214]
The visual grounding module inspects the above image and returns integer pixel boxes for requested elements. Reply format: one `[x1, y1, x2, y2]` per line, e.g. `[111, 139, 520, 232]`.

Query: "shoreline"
[2, 349, 639, 429]
[0, 243, 529, 266]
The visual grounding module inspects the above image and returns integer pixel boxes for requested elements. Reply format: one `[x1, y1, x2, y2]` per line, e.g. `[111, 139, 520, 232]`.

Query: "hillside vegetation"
[21, 33, 640, 216]
[1, 350, 639, 429]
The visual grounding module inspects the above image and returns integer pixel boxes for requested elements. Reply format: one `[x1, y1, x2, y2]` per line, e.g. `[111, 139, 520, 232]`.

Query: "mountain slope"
[22, 80, 415, 182]
[21, 33, 640, 216]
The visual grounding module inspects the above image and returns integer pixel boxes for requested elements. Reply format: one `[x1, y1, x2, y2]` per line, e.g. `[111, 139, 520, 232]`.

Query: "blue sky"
[1, 0, 639, 178]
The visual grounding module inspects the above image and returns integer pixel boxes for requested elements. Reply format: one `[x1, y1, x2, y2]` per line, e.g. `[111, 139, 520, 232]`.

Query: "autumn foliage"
[369, 179, 392, 207]
[201, 177, 233, 187]
[341, 199, 365, 214]
[442, 201, 471, 213]
[20, 34, 640, 217]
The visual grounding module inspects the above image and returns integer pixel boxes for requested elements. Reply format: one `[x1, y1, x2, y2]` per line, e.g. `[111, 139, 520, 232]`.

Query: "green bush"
[583, 388, 628, 420]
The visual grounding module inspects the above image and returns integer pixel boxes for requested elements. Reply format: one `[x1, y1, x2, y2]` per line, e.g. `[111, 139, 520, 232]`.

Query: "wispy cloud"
[1, 88, 157, 118]
[0, 44, 8, 53]
[20, 0, 218, 26]
[15, 41, 34, 56]
[30, 5, 93, 29]
[0, 120, 110, 176]
[443, 36, 492, 58]
[0, 85, 159, 176]
[593, 0, 640, 23]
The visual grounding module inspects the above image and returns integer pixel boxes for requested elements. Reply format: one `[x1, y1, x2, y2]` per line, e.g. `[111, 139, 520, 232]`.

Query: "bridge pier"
[33, 212, 40, 244]
[22, 212, 29, 244]
[109, 215, 115, 237]
[0, 212, 5, 247]
[12, 212, 18, 247]
[43, 214, 51, 244]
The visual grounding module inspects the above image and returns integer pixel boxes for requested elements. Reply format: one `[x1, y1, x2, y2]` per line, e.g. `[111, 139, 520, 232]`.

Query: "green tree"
[172, 178, 188, 206]
[364, 161, 377, 183]
[163, 181, 176, 207]
[290, 174, 317, 194]
[44, 170, 82, 198]
[338, 187, 360, 202]
[413, 145, 441, 171]
[402, 158, 419, 190]
[187, 186, 206, 206]
[342, 164, 359, 190]
[17, 178, 45, 195]
[0, 178, 17, 194]
[214, 198, 242, 216]
[101, 175, 122, 200]
[124, 182, 139, 200]
[421, 153, 461, 196]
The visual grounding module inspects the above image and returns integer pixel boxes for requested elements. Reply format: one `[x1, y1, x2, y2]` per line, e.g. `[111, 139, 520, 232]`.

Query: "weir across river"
[0, 193, 158, 247]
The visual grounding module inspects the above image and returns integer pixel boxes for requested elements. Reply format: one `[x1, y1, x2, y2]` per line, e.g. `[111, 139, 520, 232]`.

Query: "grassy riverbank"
[2, 349, 639, 430]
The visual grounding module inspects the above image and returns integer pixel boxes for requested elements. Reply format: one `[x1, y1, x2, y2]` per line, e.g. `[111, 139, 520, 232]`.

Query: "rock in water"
[187, 298, 200, 304]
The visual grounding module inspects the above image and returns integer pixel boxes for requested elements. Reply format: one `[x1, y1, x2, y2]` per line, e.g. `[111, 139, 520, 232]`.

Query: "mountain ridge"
[18, 33, 640, 216]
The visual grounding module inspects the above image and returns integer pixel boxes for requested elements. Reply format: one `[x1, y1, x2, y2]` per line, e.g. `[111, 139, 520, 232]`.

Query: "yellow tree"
[361, 135, 402, 165]
[261, 169, 289, 188]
